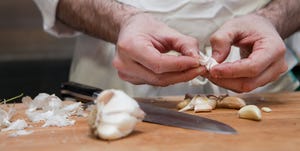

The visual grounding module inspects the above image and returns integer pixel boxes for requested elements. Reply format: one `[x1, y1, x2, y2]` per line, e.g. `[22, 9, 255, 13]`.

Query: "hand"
[208, 14, 288, 92]
[113, 13, 206, 86]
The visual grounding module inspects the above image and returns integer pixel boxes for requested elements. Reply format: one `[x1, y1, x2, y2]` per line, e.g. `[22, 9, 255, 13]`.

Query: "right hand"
[113, 13, 206, 86]
[208, 14, 288, 92]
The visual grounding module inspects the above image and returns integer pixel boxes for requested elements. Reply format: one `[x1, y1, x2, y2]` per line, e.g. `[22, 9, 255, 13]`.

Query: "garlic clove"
[238, 105, 261, 121]
[217, 96, 246, 109]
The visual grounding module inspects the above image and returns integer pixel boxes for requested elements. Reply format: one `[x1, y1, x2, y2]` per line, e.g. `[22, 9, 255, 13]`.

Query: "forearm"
[56, 0, 140, 43]
[255, 0, 300, 39]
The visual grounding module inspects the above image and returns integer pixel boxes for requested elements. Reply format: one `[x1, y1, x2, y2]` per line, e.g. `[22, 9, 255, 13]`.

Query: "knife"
[60, 81, 237, 134]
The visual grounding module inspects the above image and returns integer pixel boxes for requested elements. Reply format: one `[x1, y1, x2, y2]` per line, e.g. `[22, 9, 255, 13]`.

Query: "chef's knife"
[60, 81, 237, 134]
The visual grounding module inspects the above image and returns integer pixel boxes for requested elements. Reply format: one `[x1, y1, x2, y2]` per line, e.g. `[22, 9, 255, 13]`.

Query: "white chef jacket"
[33, 0, 300, 97]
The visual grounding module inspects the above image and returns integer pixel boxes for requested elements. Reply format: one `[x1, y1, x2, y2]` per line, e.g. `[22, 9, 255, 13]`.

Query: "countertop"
[1, 92, 300, 151]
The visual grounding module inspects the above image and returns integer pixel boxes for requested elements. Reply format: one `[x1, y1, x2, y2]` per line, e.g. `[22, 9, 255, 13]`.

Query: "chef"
[33, 0, 300, 97]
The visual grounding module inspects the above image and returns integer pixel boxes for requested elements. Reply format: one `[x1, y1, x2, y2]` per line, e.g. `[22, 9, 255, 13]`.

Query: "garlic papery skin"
[261, 107, 272, 113]
[199, 51, 218, 71]
[179, 95, 216, 112]
[189, 51, 218, 86]
[1, 119, 28, 132]
[24, 93, 83, 127]
[89, 89, 145, 140]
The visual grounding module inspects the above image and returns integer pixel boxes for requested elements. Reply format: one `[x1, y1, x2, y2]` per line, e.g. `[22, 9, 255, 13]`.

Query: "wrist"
[254, 0, 300, 39]
[254, 8, 284, 37]
[57, 0, 142, 43]
[92, 1, 142, 43]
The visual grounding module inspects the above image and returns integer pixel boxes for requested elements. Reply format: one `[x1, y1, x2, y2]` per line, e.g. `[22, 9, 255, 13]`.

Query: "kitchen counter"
[1, 92, 300, 151]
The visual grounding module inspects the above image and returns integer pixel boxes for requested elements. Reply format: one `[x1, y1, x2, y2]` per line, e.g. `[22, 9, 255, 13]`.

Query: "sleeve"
[33, 0, 81, 37]
[285, 31, 300, 60]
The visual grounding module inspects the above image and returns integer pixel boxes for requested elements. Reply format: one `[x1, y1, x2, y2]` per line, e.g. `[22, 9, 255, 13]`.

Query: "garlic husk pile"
[0, 107, 16, 128]
[89, 89, 145, 140]
[198, 51, 218, 70]
[178, 95, 247, 113]
[1, 119, 28, 132]
[179, 95, 217, 112]
[23, 93, 84, 127]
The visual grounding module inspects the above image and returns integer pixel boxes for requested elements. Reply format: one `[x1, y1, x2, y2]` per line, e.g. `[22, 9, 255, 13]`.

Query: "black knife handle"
[60, 81, 103, 102]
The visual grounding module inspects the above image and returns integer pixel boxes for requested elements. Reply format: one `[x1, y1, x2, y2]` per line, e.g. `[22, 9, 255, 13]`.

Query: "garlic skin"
[179, 95, 216, 112]
[189, 51, 218, 86]
[198, 51, 218, 71]
[261, 107, 272, 113]
[1, 119, 28, 132]
[238, 105, 262, 121]
[177, 99, 191, 110]
[89, 89, 145, 140]
[23, 93, 83, 127]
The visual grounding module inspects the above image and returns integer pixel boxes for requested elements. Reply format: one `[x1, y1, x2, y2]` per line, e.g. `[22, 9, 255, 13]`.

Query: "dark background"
[0, 0, 75, 101]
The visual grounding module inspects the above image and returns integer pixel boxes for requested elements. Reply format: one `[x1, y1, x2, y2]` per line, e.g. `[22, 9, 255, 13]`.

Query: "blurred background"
[1, 1, 300, 102]
[0, 0, 75, 100]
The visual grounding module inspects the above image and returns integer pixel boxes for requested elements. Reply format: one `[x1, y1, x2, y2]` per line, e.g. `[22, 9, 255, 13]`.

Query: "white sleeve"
[33, 0, 81, 37]
[285, 31, 300, 59]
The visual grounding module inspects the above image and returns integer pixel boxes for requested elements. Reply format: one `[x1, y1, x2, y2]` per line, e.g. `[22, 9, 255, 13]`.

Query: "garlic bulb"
[89, 89, 145, 140]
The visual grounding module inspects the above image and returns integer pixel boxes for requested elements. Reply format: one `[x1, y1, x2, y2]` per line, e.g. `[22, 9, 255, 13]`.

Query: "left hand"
[207, 14, 288, 92]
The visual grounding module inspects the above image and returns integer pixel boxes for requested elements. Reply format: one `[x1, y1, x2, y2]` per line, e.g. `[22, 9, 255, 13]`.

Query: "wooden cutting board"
[1, 92, 300, 151]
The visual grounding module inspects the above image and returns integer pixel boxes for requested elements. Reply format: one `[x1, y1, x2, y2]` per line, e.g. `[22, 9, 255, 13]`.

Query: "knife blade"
[60, 81, 237, 134]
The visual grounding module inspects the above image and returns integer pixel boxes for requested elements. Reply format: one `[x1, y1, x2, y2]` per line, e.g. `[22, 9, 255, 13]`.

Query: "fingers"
[117, 37, 200, 74]
[113, 51, 207, 86]
[169, 34, 200, 58]
[208, 56, 288, 92]
[210, 24, 236, 63]
[210, 36, 286, 79]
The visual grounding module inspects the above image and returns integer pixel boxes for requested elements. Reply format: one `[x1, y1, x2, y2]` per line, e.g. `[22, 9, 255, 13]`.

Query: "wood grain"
[1, 92, 300, 151]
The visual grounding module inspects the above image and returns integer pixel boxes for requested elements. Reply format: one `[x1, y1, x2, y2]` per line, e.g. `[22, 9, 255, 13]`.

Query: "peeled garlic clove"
[217, 96, 246, 109]
[89, 89, 145, 140]
[261, 107, 272, 113]
[238, 105, 261, 121]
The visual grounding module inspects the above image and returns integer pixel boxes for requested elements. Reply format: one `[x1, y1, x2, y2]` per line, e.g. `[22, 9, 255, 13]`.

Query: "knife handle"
[60, 81, 103, 102]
